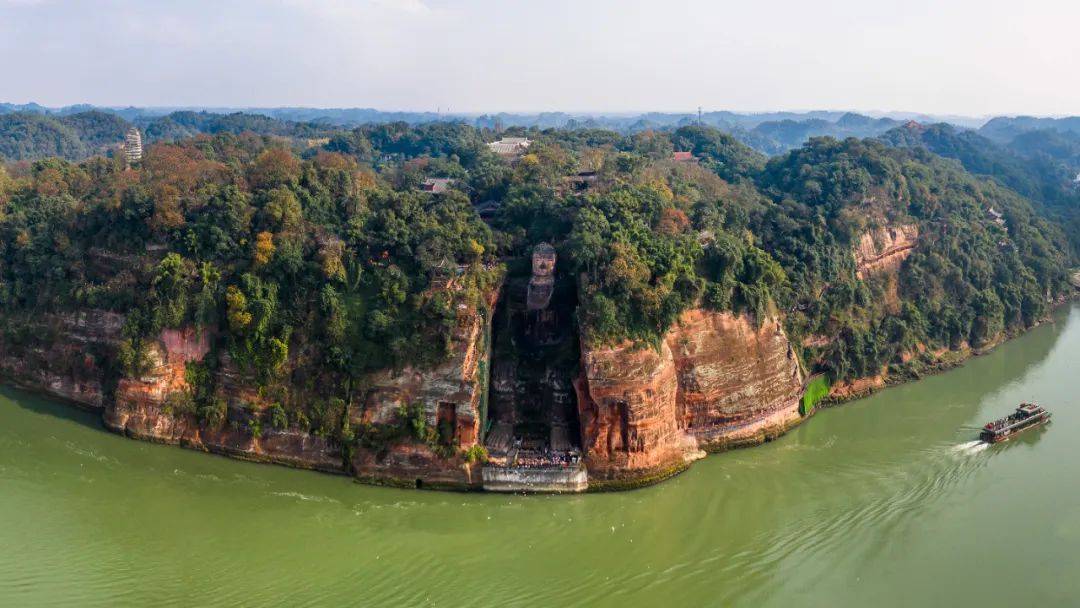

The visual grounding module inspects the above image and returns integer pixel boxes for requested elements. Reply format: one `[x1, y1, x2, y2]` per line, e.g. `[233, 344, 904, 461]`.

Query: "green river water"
[2, 303, 1080, 607]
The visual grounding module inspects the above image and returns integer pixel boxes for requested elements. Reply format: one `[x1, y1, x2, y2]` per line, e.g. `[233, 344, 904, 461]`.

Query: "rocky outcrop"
[575, 339, 686, 483]
[0, 311, 123, 409]
[350, 289, 497, 488]
[575, 309, 805, 488]
[828, 374, 886, 401]
[854, 224, 919, 280]
[670, 311, 805, 450]
[103, 326, 344, 473]
[0, 272, 500, 488]
[99, 288, 498, 486]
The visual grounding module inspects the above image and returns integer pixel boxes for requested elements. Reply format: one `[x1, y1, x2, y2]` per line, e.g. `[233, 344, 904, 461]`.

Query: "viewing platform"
[482, 422, 587, 492]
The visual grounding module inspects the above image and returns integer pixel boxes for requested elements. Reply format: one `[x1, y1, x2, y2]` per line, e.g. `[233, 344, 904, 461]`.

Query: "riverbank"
[4, 302, 1080, 607]
[823, 292, 1080, 406]
[1, 294, 1076, 494]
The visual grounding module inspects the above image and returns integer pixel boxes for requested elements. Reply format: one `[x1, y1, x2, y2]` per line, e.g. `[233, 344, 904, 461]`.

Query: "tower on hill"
[123, 127, 143, 165]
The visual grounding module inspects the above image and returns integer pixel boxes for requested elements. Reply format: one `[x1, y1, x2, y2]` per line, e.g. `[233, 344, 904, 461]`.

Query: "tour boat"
[979, 403, 1051, 443]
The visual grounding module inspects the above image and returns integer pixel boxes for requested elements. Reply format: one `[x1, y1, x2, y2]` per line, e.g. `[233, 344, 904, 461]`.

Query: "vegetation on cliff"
[0, 132, 499, 446]
[1, 119, 1076, 447]
[881, 122, 1080, 258]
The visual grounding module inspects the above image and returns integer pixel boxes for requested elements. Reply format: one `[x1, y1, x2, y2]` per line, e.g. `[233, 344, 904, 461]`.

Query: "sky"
[2, 0, 1078, 116]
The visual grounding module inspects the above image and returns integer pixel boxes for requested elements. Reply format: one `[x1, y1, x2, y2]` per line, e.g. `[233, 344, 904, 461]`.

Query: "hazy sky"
[2, 0, 1078, 115]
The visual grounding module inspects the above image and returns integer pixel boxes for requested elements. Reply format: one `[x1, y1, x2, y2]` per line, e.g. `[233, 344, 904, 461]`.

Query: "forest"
[0, 118, 1076, 443]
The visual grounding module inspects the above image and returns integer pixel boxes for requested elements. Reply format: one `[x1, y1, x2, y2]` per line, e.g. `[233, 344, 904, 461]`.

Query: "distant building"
[474, 200, 501, 221]
[987, 206, 1006, 227]
[488, 137, 532, 159]
[556, 170, 598, 196]
[123, 127, 143, 165]
[527, 243, 556, 311]
[672, 151, 696, 163]
[420, 177, 454, 194]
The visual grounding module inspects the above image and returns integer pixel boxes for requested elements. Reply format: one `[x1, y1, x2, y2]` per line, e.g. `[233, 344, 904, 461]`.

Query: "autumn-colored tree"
[225, 285, 252, 332]
[657, 207, 690, 236]
[253, 231, 275, 268]
[248, 147, 300, 191]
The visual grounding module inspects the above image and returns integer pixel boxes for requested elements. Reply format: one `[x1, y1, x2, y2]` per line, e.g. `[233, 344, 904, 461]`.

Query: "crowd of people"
[508, 447, 580, 469]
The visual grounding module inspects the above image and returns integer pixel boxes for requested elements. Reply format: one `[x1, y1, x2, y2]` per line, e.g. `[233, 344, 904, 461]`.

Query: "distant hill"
[140, 111, 335, 143]
[979, 116, 1080, 143]
[0, 109, 340, 161]
[0, 110, 134, 160]
[1007, 129, 1080, 167]
[0, 102, 991, 157]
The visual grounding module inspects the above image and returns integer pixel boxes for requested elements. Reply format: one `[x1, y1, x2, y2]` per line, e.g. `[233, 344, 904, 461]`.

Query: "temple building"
[123, 127, 143, 165]
[419, 177, 454, 193]
[487, 137, 531, 159]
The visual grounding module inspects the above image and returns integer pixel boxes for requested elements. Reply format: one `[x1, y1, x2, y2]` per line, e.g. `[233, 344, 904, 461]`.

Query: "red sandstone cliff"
[854, 224, 918, 280]
[350, 290, 495, 488]
[0, 275, 498, 488]
[104, 327, 344, 473]
[101, 281, 499, 487]
[575, 309, 805, 487]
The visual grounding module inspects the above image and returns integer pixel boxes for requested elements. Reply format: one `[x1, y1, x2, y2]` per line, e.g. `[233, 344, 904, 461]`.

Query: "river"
[2, 303, 1079, 607]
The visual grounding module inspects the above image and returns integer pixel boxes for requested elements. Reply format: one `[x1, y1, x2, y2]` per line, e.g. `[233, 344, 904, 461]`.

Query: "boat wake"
[951, 440, 989, 456]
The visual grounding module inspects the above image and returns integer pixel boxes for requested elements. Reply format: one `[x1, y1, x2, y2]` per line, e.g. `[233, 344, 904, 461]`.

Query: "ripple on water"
[269, 491, 341, 504]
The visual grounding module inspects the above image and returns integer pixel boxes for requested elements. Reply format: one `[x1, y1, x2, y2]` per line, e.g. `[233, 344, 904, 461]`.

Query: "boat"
[979, 403, 1051, 443]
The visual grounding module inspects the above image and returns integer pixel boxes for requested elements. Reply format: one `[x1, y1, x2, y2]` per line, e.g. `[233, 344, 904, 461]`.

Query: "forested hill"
[0, 104, 982, 161]
[881, 122, 1080, 256]
[0, 124, 1075, 422]
[0, 111, 129, 161]
[0, 110, 338, 161]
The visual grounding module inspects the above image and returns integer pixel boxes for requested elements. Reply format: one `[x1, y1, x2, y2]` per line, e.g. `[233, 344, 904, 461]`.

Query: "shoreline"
[1, 297, 1076, 494]
[820, 296, 1078, 407]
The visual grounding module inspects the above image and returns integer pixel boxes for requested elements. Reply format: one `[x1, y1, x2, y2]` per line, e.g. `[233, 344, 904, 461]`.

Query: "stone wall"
[482, 464, 588, 493]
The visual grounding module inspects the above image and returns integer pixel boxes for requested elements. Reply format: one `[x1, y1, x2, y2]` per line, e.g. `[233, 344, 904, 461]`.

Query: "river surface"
[2, 304, 1080, 607]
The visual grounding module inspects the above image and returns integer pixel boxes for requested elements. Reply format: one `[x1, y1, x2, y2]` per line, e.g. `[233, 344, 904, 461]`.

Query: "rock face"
[575, 309, 805, 487]
[104, 327, 344, 473]
[575, 339, 685, 482]
[2, 275, 498, 488]
[671, 310, 806, 449]
[102, 294, 497, 486]
[0, 311, 123, 409]
[854, 224, 919, 280]
[3, 298, 810, 492]
[350, 292, 496, 488]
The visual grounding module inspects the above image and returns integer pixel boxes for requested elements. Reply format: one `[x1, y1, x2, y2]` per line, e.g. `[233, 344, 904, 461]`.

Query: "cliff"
[575, 309, 805, 488]
[350, 288, 496, 488]
[102, 288, 498, 487]
[854, 224, 918, 280]
[0, 311, 123, 409]
[0, 276, 499, 488]
[104, 327, 345, 474]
